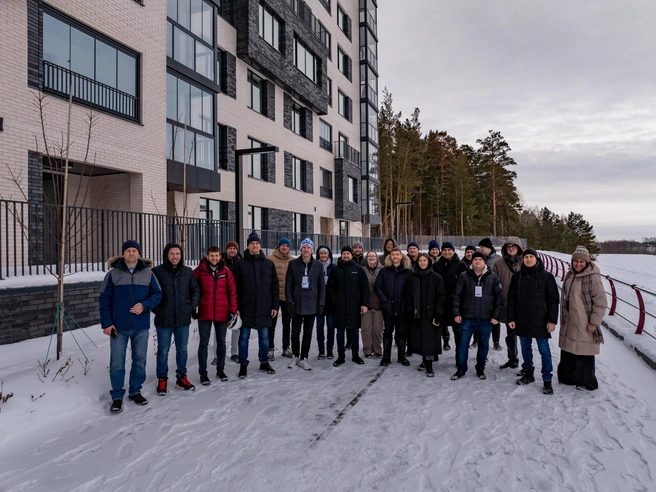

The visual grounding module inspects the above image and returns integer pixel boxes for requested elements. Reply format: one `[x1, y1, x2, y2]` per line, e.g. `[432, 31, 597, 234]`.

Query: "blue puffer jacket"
[99, 256, 162, 331]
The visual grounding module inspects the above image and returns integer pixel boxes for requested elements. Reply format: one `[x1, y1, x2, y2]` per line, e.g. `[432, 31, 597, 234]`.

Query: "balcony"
[334, 141, 360, 168]
[359, 45, 378, 73]
[288, 0, 330, 49]
[43, 61, 139, 122]
[359, 8, 377, 39]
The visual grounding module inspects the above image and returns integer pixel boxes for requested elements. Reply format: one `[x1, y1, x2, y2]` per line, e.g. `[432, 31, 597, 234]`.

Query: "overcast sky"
[377, 1, 655, 241]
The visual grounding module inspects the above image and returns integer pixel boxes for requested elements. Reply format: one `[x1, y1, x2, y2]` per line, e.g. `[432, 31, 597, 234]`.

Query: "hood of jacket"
[384, 253, 412, 269]
[382, 237, 398, 257]
[502, 236, 524, 259]
[161, 243, 184, 270]
[107, 256, 153, 270]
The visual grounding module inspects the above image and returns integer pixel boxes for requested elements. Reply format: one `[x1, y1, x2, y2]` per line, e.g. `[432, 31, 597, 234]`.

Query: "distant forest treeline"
[597, 239, 656, 255]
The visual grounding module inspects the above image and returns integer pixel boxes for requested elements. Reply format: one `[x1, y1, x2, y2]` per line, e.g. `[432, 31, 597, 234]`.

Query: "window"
[319, 120, 332, 151]
[166, 72, 215, 169]
[200, 198, 229, 221]
[217, 124, 228, 170]
[249, 206, 268, 231]
[339, 220, 349, 236]
[167, 0, 215, 80]
[359, 0, 377, 38]
[360, 102, 378, 144]
[369, 181, 380, 216]
[294, 38, 319, 84]
[42, 9, 139, 121]
[337, 5, 350, 39]
[293, 213, 308, 234]
[259, 4, 281, 51]
[292, 102, 303, 136]
[216, 49, 227, 92]
[320, 168, 333, 199]
[348, 176, 357, 203]
[248, 137, 267, 180]
[359, 25, 378, 72]
[337, 48, 350, 79]
[319, 0, 331, 14]
[360, 64, 378, 107]
[326, 77, 332, 106]
[361, 141, 379, 179]
[292, 157, 306, 192]
[248, 70, 264, 113]
[338, 91, 351, 121]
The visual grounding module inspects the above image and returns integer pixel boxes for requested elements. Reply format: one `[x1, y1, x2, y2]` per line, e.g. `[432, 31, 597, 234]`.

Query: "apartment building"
[0, 0, 380, 251]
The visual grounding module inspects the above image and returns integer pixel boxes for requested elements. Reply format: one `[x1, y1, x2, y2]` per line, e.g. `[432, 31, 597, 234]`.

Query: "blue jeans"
[457, 319, 492, 374]
[156, 325, 189, 379]
[109, 327, 149, 400]
[239, 327, 269, 365]
[316, 314, 334, 353]
[198, 320, 228, 373]
[520, 336, 553, 382]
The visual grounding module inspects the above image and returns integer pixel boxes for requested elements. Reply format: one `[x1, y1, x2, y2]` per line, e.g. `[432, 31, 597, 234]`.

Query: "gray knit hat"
[571, 245, 590, 263]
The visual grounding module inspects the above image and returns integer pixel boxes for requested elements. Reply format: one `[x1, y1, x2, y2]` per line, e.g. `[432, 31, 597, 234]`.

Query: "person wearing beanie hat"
[451, 248, 503, 381]
[428, 240, 441, 264]
[493, 236, 524, 361]
[463, 245, 476, 267]
[327, 245, 369, 366]
[558, 245, 607, 391]
[222, 241, 243, 365]
[404, 241, 421, 355]
[231, 235, 280, 378]
[478, 238, 499, 270]
[441, 241, 455, 252]
[285, 238, 325, 370]
[267, 236, 295, 360]
[507, 248, 559, 394]
[247, 232, 261, 245]
[523, 248, 538, 259]
[352, 241, 365, 266]
[100, 239, 162, 413]
[432, 242, 467, 354]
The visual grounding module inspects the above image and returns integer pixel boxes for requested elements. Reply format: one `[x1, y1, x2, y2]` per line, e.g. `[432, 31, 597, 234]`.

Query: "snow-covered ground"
[1, 254, 656, 491]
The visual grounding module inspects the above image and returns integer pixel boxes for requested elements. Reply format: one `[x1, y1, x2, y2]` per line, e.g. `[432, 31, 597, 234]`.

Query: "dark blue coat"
[374, 254, 412, 317]
[453, 267, 503, 321]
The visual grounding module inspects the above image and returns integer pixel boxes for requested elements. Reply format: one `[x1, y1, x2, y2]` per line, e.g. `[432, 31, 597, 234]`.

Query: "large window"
[259, 4, 281, 51]
[293, 213, 308, 234]
[42, 9, 139, 121]
[248, 70, 264, 113]
[339, 220, 349, 236]
[167, 0, 215, 81]
[293, 38, 319, 84]
[337, 5, 350, 39]
[360, 64, 378, 107]
[200, 198, 229, 221]
[320, 168, 333, 199]
[217, 124, 228, 170]
[361, 141, 379, 179]
[319, 120, 332, 151]
[249, 206, 268, 231]
[338, 90, 351, 121]
[361, 102, 378, 144]
[248, 137, 268, 180]
[348, 176, 358, 203]
[292, 157, 306, 192]
[337, 47, 350, 79]
[166, 72, 215, 169]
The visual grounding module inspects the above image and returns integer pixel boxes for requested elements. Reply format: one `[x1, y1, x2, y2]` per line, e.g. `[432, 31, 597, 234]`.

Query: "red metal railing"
[538, 252, 656, 337]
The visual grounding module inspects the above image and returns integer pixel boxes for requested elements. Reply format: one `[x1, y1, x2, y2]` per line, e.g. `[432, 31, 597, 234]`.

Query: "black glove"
[226, 312, 234, 324]
[317, 305, 324, 317]
[191, 309, 199, 320]
[287, 303, 296, 318]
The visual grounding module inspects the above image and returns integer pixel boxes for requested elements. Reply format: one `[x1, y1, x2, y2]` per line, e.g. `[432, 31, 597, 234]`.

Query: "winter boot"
[176, 375, 195, 391]
[451, 370, 465, 380]
[516, 369, 535, 385]
[318, 352, 326, 360]
[493, 341, 502, 351]
[380, 338, 393, 367]
[128, 393, 148, 406]
[199, 371, 210, 386]
[216, 369, 228, 381]
[238, 363, 248, 379]
[259, 363, 276, 374]
[425, 360, 434, 378]
[397, 339, 410, 366]
[543, 381, 554, 395]
[352, 353, 365, 365]
[110, 399, 123, 413]
[500, 360, 519, 369]
[417, 360, 426, 371]
[443, 339, 451, 351]
[157, 377, 167, 395]
[333, 357, 346, 367]
[326, 350, 334, 360]
[268, 349, 275, 361]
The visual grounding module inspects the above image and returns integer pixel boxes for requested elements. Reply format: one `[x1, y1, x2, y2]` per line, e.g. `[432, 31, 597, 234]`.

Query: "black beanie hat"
[478, 238, 493, 249]
[523, 248, 538, 258]
[472, 251, 487, 262]
[341, 245, 353, 255]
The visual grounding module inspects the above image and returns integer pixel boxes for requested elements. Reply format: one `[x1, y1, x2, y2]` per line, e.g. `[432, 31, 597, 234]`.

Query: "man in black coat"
[231, 233, 279, 378]
[152, 243, 200, 394]
[432, 242, 467, 354]
[328, 245, 369, 366]
[374, 247, 413, 367]
[507, 249, 559, 395]
[452, 251, 503, 380]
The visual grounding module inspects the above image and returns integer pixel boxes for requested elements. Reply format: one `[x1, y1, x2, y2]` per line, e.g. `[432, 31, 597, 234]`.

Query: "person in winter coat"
[406, 241, 420, 271]
[428, 240, 441, 264]
[362, 250, 384, 358]
[478, 238, 499, 270]
[507, 249, 559, 395]
[463, 245, 476, 268]
[99, 240, 162, 413]
[285, 238, 325, 370]
[231, 233, 279, 378]
[268, 238, 294, 360]
[352, 241, 366, 266]
[152, 243, 200, 394]
[493, 236, 524, 360]
[222, 241, 242, 364]
[374, 248, 413, 367]
[193, 246, 238, 385]
[406, 253, 446, 377]
[380, 237, 397, 263]
[558, 246, 607, 391]
[327, 246, 369, 366]
[315, 245, 336, 359]
[432, 242, 467, 355]
[452, 251, 503, 380]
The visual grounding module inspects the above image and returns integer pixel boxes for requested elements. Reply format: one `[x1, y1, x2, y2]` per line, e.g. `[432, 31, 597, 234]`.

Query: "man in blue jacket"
[99, 240, 162, 413]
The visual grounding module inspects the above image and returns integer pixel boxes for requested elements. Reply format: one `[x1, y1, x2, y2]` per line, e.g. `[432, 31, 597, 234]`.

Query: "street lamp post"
[394, 201, 413, 244]
[234, 146, 279, 248]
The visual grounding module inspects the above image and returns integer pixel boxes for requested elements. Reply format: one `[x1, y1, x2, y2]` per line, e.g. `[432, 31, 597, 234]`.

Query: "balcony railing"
[43, 61, 139, 122]
[359, 46, 378, 73]
[288, 0, 330, 49]
[361, 84, 378, 107]
[320, 186, 333, 199]
[334, 141, 361, 168]
[319, 137, 332, 152]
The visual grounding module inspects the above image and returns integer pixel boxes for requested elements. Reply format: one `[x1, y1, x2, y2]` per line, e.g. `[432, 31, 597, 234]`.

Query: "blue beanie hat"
[428, 240, 440, 251]
[407, 241, 420, 250]
[247, 232, 261, 245]
[441, 241, 455, 251]
[278, 238, 291, 248]
[122, 239, 141, 255]
[300, 238, 314, 251]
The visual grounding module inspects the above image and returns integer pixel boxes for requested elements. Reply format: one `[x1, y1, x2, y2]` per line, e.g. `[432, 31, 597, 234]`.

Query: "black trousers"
[336, 327, 359, 359]
[557, 349, 598, 390]
[270, 303, 292, 350]
[291, 314, 316, 359]
[505, 323, 518, 362]
[382, 312, 407, 341]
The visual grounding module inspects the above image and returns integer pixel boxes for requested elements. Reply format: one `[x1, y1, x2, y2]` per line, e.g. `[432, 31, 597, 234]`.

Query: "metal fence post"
[604, 275, 617, 316]
[633, 285, 646, 335]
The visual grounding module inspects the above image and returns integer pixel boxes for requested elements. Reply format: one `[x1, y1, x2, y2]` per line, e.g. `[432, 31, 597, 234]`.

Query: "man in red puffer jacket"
[194, 246, 237, 385]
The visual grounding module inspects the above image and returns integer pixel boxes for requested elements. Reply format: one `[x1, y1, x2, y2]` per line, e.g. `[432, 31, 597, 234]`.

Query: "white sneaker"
[298, 358, 312, 371]
[288, 356, 298, 369]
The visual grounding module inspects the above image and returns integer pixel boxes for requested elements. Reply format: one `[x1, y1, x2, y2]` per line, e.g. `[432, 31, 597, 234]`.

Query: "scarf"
[321, 257, 332, 276]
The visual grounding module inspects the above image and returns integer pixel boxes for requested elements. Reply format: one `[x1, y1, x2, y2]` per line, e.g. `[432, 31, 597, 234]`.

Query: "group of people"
[98, 235, 607, 414]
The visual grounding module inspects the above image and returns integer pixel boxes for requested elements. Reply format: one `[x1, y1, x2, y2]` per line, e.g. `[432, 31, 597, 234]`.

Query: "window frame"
[293, 37, 319, 84]
[292, 156, 307, 192]
[248, 70, 264, 114]
[258, 3, 282, 52]
[247, 137, 267, 180]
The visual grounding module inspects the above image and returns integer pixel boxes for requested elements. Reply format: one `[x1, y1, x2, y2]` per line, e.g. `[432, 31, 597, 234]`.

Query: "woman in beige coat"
[558, 246, 607, 390]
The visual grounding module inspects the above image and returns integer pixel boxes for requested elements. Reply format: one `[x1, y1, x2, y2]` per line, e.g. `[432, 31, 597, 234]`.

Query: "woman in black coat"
[507, 249, 559, 394]
[406, 253, 446, 377]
